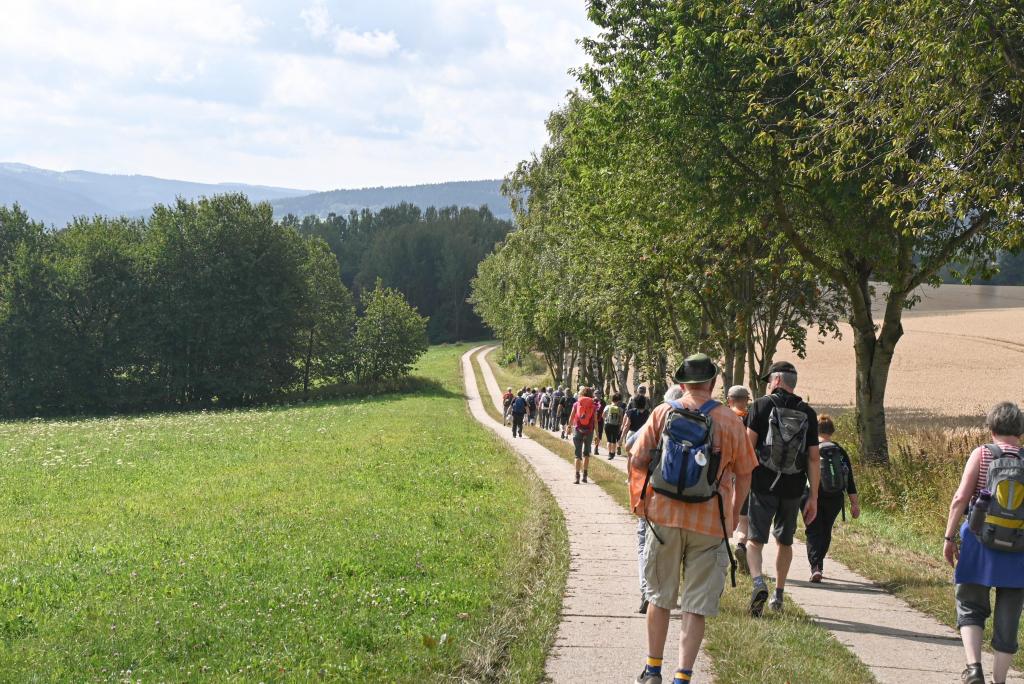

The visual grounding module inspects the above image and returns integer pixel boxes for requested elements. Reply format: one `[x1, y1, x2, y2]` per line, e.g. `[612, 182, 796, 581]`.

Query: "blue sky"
[0, 1, 593, 190]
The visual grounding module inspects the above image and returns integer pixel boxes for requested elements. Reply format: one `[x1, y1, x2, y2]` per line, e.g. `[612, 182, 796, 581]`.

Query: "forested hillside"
[284, 203, 511, 343]
[272, 180, 510, 221]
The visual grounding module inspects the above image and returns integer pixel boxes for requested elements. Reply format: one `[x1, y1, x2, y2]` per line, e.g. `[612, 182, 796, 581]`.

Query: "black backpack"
[819, 442, 848, 495]
[758, 394, 810, 489]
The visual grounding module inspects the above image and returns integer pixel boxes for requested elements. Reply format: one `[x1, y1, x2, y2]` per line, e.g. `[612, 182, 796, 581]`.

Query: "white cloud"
[300, 0, 331, 39]
[0, 1, 596, 190]
[332, 28, 400, 59]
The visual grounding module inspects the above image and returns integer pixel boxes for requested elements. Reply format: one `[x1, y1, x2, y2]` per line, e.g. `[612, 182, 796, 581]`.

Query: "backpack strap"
[987, 443, 1005, 460]
[699, 399, 721, 415]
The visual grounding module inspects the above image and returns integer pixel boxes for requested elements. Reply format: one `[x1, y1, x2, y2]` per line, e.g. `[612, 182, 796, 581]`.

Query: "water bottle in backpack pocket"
[648, 400, 721, 502]
[976, 445, 1024, 552]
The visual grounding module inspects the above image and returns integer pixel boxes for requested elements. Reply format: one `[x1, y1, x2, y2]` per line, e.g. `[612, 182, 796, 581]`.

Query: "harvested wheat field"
[777, 284, 1024, 424]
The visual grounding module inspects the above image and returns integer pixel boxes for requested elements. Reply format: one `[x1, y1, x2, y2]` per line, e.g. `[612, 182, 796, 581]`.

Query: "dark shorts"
[748, 490, 801, 546]
[956, 583, 1024, 654]
[740, 495, 749, 517]
[605, 424, 621, 443]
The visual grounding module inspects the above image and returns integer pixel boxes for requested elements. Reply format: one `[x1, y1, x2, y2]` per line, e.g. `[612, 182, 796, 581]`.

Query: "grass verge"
[480, 347, 875, 683]
[0, 343, 567, 682]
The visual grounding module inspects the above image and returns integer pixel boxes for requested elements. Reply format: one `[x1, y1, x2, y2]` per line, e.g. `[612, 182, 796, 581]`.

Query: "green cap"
[674, 353, 719, 384]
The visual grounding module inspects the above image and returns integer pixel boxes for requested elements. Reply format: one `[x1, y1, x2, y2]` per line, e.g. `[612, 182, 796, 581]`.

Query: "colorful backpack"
[977, 444, 1024, 552]
[575, 398, 596, 432]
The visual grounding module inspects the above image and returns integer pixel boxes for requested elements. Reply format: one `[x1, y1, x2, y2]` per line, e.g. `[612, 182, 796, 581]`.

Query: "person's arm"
[568, 403, 578, 433]
[746, 427, 758, 452]
[944, 448, 982, 567]
[734, 471, 752, 524]
[845, 452, 860, 518]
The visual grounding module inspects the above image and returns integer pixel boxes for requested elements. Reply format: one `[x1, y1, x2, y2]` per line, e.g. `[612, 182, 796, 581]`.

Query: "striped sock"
[644, 655, 663, 676]
[674, 668, 693, 682]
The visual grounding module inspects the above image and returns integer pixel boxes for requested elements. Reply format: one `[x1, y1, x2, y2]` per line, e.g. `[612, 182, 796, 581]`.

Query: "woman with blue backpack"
[804, 414, 859, 583]
[943, 401, 1024, 684]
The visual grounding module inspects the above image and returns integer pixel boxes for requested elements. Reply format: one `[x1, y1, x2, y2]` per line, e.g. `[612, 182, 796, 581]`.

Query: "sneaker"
[735, 544, 749, 575]
[810, 567, 823, 583]
[574, 472, 580, 485]
[768, 595, 784, 612]
[749, 580, 769, 617]
[962, 663, 984, 684]
[638, 598, 649, 614]
[635, 669, 662, 684]
[582, 471, 588, 483]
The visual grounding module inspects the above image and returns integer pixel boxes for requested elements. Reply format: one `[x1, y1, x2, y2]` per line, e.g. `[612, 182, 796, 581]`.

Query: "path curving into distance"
[474, 348, 1024, 683]
[461, 346, 715, 682]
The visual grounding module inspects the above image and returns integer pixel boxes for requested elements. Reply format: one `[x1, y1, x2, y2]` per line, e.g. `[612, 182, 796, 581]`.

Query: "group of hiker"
[495, 353, 1024, 684]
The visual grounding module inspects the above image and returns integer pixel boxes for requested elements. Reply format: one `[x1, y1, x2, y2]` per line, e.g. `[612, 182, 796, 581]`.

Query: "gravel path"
[463, 347, 715, 683]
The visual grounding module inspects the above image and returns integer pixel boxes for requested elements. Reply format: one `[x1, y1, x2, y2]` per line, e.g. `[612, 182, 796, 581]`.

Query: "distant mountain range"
[0, 163, 511, 227]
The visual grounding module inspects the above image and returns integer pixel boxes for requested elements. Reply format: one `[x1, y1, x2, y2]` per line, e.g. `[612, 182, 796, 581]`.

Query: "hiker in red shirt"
[569, 386, 599, 484]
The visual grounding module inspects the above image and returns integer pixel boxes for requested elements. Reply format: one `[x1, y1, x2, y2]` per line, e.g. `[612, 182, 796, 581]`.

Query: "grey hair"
[664, 385, 684, 402]
[772, 371, 798, 390]
[986, 401, 1024, 437]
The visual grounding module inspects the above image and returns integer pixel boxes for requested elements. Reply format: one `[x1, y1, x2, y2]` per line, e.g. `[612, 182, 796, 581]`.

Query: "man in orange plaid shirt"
[630, 354, 757, 684]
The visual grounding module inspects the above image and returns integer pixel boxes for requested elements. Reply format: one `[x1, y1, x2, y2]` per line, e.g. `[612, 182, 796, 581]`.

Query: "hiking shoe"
[749, 580, 769, 617]
[735, 544, 748, 575]
[638, 598, 649, 614]
[768, 595, 784, 612]
[810, 567, 823, 583]
[582, 471, 588, 483]
[635, 669, 662, 684]
[962, 663, 984, 684]
[594, 447, 600, 455]
[574, 472, 580, 484]
[608, 453, 615, 460]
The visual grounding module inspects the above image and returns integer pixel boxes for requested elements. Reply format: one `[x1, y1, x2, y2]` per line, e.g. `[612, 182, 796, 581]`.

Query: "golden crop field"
[777, 284, 1024, 424]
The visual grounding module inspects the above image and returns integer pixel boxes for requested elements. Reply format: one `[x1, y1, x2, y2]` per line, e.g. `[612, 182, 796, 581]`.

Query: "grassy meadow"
[0, 344, 567, 682]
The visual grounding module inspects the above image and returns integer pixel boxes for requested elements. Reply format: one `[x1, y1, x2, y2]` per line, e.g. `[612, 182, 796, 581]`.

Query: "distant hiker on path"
[944, 401, 1024, 684]
[623, 395, 651, 446]
[627, 384, 648, 412]
[593, 389, 606, 456]
[744, 361, 820, 616]
[630, 354, 757, 684]
[510, 391, 527, 438]
[551, 386, 565, 431]
[502, 387, 514, 426]
[804, 414, 859, 583]
[569, 386, 598, 484]
[727, 385, 753, 574]
[559, 389, 575, 439]
[540, 387, 553, 430]
[604, 392, 625, 460]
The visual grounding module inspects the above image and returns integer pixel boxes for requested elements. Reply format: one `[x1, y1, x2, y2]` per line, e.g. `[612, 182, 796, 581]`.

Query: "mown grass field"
[484, 349, 876, 683]
[0, 344, 567, 682]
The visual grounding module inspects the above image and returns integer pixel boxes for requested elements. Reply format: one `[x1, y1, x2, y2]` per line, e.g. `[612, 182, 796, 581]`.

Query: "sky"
[0, 0, 594, 191]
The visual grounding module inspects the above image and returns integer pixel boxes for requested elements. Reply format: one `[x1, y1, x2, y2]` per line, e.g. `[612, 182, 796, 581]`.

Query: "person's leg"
[677, 532, 727, 680]
[991, 587, 1024, 683]
[745, 491, 775, 580]
[637, 518, 649, 609]
[956, 583, 990, 673]
[771, 496, 800, 596]
[814, 496, 844, 573]
[641, 524, 682, 681]
[582, 432, 592, 482]
[679, 612, 706, 672]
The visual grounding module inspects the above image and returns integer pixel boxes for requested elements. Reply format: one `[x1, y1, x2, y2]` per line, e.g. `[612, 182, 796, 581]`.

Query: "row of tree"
[282, 204, 511, 343]
[0, 195, 428, 417]
[472, 0, 1023, 462]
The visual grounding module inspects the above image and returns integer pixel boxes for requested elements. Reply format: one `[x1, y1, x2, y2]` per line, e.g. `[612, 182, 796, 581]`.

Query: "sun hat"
[761, 361, 797, 381]
[674, 353, 719, 384]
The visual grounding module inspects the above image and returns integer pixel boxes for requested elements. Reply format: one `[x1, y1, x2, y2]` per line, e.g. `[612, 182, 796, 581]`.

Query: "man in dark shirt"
[744, 361, 820, 616]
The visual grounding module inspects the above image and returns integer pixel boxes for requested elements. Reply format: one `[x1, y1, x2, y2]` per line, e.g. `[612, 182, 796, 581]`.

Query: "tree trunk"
[722, 343, 736, 392]
[849, 283, 905, 464]
[734, 338, 746, 388]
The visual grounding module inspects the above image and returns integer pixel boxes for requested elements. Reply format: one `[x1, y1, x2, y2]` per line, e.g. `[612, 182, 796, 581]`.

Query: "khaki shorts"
[643, 523, 729, 615]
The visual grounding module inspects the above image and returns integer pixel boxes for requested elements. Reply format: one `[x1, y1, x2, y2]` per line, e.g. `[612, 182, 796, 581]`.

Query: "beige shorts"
[643, 523, 729, 616]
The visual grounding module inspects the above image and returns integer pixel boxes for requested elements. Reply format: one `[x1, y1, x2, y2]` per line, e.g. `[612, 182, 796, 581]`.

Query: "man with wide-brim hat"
[629, 353, 757, 684]
[743, 360, 821, 618]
